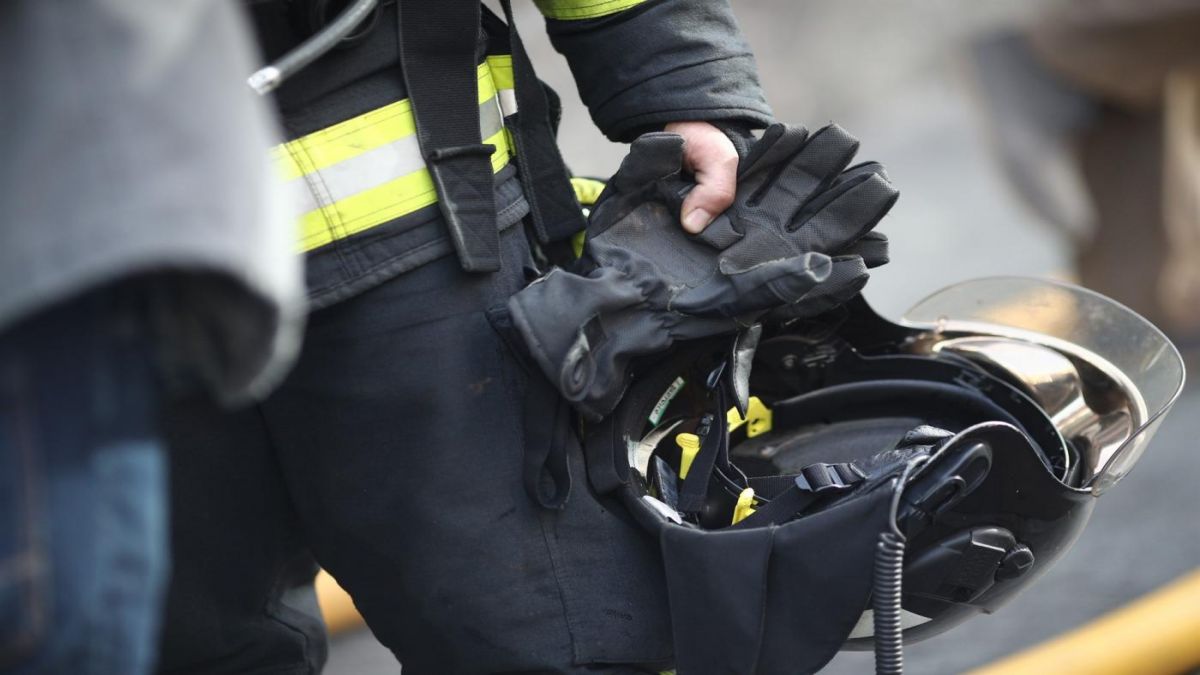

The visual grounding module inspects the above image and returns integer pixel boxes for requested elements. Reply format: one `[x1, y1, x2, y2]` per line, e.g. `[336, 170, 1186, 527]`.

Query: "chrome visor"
[900, 277, 1185, 494]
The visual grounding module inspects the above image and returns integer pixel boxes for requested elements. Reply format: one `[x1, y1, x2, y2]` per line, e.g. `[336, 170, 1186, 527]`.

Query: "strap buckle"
[795, 462, 865, 494]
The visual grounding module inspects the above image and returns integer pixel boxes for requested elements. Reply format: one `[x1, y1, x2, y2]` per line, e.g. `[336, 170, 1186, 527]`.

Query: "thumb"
[667, 121, 739, 233]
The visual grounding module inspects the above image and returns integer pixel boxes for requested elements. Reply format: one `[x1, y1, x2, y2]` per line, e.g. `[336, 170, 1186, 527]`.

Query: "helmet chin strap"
[872, 456, 929, 675]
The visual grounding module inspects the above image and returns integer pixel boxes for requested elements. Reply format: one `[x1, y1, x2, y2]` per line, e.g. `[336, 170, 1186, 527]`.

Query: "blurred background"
[323, 0, 1200, 672]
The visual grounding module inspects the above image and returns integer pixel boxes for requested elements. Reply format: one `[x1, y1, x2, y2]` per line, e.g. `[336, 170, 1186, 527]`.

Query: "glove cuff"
[508, 268, 646, 414]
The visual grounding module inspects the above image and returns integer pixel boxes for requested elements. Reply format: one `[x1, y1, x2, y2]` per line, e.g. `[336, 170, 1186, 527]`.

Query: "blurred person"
[154, 1, 787, 673]
[971, 1, 1200, 358]
[0, 1, 302, 674]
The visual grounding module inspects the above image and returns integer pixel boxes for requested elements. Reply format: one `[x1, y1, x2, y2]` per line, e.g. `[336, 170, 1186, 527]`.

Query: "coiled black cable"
[873, 530, 906, 674]
[873, 457, 926, 675]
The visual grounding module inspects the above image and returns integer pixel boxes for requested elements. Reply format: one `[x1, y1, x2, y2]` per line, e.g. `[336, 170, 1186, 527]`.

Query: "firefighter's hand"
[665, 121, 739, 234]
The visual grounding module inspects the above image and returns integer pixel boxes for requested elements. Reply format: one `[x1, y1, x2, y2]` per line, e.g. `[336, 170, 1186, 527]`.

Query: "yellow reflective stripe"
[275, 99, 417, 182]
[488, 56, 518, 117]
[570, 177, 606, 207]
[296, 127, 511, 252]
[487, 55, 514, 91]
[276, 62, 499, 182]
[477, 58, 500, 106]
[534, 0, 648, 20]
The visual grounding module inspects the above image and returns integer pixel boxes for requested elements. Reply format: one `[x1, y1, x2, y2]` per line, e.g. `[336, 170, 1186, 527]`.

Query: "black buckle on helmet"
[795, 462, 865, 494]
[734, 462, 865, 530]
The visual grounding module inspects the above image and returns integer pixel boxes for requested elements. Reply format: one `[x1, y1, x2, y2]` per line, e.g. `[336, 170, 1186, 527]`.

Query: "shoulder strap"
[397, 0, 501, 272]
[498, 0, 587, 244]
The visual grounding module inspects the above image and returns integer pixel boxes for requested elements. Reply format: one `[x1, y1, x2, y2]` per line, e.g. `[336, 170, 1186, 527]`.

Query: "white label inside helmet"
[649, 377, 686, 425]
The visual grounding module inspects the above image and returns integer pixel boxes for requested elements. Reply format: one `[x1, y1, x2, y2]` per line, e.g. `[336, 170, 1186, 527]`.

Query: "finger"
[738, 123, 809, 179]
[751, 124, 861, 214]
[838, 160, 891, 184]
[835, 159, 892, 183]
[844, 231, 889, 268]
[789, 172, 899, 253]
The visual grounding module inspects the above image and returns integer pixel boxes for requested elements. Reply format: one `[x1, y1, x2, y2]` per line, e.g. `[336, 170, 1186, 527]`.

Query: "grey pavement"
[326, 2, 1199, 673]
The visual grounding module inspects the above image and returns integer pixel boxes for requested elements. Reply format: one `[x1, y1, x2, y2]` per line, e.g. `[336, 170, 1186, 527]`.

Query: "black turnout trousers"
[155, 227, 672, 674]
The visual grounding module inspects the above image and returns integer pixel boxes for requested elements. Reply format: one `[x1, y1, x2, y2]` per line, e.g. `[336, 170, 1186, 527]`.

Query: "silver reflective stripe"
[287, 95, 507, 219]
[498, 89, 518, 117]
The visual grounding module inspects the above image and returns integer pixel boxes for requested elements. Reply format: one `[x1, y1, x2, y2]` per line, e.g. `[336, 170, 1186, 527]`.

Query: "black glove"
[702, 123, 895, 323]
[508, 123, 897, 419]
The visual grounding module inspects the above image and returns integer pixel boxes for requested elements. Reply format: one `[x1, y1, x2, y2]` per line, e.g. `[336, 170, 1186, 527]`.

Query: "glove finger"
[737, 123, 809, 182]
[832, 160, 890, 185]
[766, 256, 870, 323]
[844, 231, 889, 268]
[732, 252, 833, 311]
[788, 172, 899, 253]
[612, 132, 686, 193]
[747, 124, 862, 218]
[674, 252, 831, 317]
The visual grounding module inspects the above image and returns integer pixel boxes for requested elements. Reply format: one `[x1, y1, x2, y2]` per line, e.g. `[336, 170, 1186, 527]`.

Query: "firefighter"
[157, 1, 785, 673]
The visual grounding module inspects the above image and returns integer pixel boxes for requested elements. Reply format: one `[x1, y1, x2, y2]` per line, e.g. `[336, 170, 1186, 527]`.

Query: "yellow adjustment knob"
[675, 433, 700, 479]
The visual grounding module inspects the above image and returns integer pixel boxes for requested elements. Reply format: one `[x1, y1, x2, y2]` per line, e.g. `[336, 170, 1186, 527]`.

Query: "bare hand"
[665, 121, 740, 233]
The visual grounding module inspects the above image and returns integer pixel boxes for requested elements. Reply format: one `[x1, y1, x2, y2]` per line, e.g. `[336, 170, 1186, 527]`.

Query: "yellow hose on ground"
[315, 570, 365, 635]
[969, 568, 1200, 675]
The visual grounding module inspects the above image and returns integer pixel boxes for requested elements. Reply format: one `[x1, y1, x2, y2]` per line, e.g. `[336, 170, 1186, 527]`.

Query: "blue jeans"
[0, 290, 167, 675]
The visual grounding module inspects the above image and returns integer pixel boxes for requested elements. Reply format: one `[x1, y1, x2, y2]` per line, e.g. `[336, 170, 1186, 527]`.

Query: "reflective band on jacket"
[273, 57, 518, 253]
[534, 0, 648, 20]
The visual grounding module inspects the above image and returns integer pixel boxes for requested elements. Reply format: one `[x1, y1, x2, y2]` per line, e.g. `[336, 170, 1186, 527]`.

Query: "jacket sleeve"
[535, 0, 774, 141]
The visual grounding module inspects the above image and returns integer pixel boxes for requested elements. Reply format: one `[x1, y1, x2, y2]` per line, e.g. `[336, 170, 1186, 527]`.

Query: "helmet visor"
[900, 277, 1185, 494]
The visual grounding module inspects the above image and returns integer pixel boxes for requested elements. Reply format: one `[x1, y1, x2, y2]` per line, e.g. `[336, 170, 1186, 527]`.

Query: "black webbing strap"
[397, 0, 500, 272]
[498, 0, 588, 244]
[677, 386, 732, 514]
[733, 462, 864, 529]
[676, 419, 722, 514]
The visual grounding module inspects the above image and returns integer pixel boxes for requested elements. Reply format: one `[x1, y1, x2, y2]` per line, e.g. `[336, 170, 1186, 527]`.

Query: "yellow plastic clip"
[732, 487, 757, 525]
[726, 396, 774, 438]
[675, 433, 701, 479]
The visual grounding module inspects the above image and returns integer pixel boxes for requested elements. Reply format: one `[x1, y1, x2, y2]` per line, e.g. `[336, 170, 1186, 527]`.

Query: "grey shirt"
[0, 0, 304, 399]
